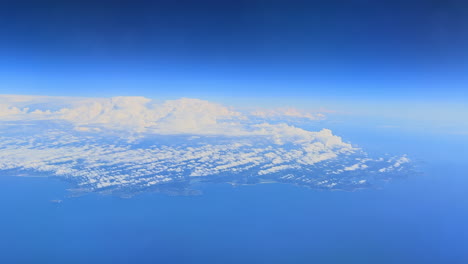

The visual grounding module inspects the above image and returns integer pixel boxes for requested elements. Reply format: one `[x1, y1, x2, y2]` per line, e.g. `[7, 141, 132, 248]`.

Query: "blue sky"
[0, 0, 467, 119]
[1, 3, 468, 262]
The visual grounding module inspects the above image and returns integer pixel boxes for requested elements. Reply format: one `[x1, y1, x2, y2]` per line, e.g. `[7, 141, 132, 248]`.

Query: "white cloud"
[0, 95, 244, 134]
[378, 156, 410, 173]
[0, 104, 26, 117]
[250, 107, 326, 120]
[0, 95, 338, 145]
[0, 94, 411, 196]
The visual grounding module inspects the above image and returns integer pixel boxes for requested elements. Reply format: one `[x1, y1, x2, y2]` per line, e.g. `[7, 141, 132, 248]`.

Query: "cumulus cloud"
[0, 94, 412, 196]
[0, 95, 245, 134]
[0, 104, 26, 117]
[0, 95, 334, 142]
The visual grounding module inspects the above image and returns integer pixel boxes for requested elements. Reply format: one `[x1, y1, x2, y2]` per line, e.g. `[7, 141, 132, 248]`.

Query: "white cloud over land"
[0, 95, 412, 196]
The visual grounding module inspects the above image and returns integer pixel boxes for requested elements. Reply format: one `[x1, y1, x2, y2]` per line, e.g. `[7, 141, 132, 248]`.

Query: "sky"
[0, 0, 467, 115]
[0, 3, 467, 262]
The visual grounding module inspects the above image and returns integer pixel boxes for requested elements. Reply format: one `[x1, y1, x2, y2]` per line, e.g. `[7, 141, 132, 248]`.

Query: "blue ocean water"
[0, 129, 467, 264]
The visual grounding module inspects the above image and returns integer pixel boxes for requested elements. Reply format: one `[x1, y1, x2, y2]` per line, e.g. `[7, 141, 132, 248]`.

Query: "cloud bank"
[0, 95, 411, 196]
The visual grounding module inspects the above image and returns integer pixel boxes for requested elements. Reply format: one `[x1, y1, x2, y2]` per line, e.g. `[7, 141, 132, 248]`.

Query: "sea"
[0, 124, 467, 264]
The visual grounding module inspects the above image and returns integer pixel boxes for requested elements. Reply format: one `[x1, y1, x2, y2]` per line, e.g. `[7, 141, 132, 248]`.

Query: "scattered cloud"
[0, 94, 412, 196]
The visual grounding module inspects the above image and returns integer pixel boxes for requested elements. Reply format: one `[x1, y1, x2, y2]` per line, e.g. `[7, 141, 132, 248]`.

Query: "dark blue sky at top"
[1, 0, 467, 100]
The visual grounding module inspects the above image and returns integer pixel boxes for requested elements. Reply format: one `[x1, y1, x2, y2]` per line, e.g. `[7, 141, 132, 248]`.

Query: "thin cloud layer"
[250, 107, 326, 120]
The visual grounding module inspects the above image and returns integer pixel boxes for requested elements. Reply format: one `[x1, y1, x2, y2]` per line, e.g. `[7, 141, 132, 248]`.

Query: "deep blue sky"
[1, 0, 468, 101]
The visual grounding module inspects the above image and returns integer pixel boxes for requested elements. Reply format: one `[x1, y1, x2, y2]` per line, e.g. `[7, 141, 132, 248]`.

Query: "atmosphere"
[1, 0, 468, 101]
[1, 1, 467, 264]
